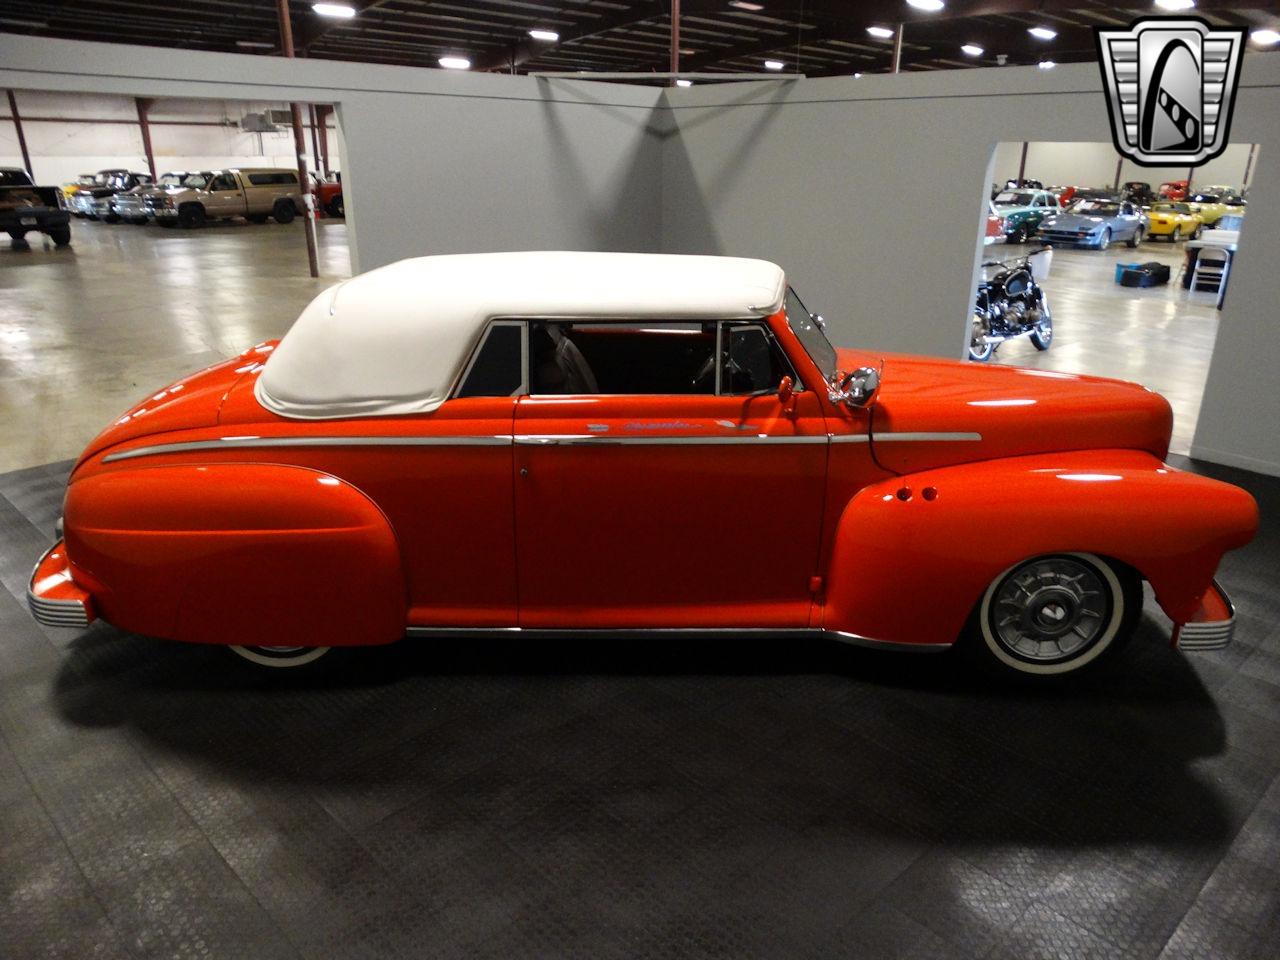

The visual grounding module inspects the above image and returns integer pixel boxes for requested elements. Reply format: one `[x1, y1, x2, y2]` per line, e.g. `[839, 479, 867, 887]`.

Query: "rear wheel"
[327, 194, 344, 217]
[1126, 226, 1143, 248]
[967, 553, 1140, 678]
[229, 645, 331, 669]
[48, 226, 71, 247]
[272, 200, 296, 224]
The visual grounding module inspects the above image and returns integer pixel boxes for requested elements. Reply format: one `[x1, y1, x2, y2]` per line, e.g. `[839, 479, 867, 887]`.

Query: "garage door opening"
[973, 140, 1258, 456]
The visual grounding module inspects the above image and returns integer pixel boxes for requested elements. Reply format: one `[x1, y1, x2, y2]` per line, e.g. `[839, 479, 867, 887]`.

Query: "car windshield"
[784, 287, 836, 381]
[182, 174, 209, 188]
[1154, 203, 1189, 214]
[994, 192, 1033, 205]
[1070, 200, 1119, 216]
[1189, 193, 1220, 203]
[158, 174, 184, 186]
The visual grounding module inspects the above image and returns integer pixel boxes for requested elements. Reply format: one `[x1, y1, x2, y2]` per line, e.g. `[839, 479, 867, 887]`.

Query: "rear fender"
[823, 450, 1257, 646]
[64, 463, 405, 647]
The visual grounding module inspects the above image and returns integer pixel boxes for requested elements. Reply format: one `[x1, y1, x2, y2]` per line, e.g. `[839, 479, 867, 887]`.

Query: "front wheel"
[177, 203, 206, 228]
[48, 226, 72, 247]
[1171, 226, 1181, 243]
[968, 313, 994, 362]
[1029, 299, 1052, 351]
[1097, 228, 1112, 250]
[229, 645, 331, 669]
[967, 553, 1141, 678]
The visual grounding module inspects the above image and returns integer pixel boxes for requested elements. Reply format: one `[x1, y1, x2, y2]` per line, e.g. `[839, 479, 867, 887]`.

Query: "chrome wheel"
[229, 645, 331, 668]
[979, 553, 1126, 675]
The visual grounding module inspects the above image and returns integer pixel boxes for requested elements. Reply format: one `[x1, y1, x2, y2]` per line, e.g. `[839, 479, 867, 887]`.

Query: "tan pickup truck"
[146, 168, 303, 228]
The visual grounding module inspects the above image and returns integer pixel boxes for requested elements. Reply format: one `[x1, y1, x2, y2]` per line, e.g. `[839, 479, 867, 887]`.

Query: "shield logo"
[1095, 17, 1246, 167]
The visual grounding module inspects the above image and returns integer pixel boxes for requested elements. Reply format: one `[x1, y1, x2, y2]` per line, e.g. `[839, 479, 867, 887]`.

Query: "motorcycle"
[968, 247, 1053, 362]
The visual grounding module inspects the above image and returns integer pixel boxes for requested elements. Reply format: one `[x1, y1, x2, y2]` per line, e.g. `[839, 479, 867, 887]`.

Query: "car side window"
[456, 323, 524, 398]
[210, 174, 237, 191]
[721, 323, 795, 395]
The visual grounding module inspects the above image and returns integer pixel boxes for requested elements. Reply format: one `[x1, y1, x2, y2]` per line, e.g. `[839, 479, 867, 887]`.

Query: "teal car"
[991, 188, 1062, 243]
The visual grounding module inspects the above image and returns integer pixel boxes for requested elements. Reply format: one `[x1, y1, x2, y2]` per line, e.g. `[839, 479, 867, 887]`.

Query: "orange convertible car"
[29, 252, 1256, 677]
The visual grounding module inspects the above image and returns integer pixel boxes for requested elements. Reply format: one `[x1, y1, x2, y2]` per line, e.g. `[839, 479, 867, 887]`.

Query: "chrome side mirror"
[828, 366, 880, 407]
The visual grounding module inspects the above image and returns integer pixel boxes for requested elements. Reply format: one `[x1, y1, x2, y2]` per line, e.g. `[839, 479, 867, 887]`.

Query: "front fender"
[823, 450, 1257, 646]
[64, 463, 406, 647]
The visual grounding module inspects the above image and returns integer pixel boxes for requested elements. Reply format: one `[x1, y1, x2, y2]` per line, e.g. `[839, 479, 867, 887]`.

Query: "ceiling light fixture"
[528, 29, 559, 42]
[312, 3, 356, 18]
[853, 72, 863, 78]
[906, 0, 945, 11]
[235, 40, 275, 49]
[866, 26, 895, 39]
[676, 79, 693, 87]
[961, 43, 983, 57]
[764, 59, 785, 70]
[728, 2, 765, 11]
[1038, 59, 1056, 69]
[1028, 26, 1057, 40]
[1154, 0, 1195, 10]
[1251, 28, 1280, 45]
[438, 56, 471, 69]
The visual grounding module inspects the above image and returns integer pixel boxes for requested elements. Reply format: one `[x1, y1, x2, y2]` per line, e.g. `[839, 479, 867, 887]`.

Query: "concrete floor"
[0, 220, 1218, 471]
[0, 218, 351, 473]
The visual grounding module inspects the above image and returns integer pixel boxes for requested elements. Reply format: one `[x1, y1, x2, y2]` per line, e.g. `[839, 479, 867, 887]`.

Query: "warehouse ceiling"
[1, 1, 1278, 79]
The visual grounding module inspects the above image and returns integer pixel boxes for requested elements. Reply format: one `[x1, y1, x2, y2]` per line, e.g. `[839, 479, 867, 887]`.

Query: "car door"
[512, 318, 830, 629]
[204, 173, 243, 216]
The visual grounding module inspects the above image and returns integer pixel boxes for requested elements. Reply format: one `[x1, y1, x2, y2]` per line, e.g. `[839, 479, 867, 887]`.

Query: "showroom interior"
[2, 2, 1280, 959]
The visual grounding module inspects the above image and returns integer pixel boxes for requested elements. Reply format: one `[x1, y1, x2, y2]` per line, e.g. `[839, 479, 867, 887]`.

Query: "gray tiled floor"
[0, 455, 1277, 959]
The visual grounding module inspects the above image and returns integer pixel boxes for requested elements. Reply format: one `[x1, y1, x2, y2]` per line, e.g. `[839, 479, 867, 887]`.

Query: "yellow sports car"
[1184, 191, 1233, 226]
[1146, 202, 1203, 242]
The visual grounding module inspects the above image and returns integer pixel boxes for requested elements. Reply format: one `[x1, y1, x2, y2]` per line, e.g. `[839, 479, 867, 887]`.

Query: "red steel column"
[135, 98, 157, 180]
[670, 0, 680, 83]
[6, 90, 33, 178]
[276, 0, 320, 279]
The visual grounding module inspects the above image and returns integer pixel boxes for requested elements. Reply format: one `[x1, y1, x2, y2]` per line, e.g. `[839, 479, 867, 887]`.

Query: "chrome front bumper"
[27, 543, 93, 629]
[1173, 580, 1236, 652]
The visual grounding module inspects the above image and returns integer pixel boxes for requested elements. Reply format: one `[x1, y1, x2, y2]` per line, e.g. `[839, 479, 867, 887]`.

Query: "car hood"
[1040, 213, 1108, 230]
[842, 350, 1173, 474]
[73, 345, 274, 471]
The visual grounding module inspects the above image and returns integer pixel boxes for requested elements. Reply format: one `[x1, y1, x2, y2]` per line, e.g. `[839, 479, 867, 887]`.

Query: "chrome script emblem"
[1095, 17, 1245, 167]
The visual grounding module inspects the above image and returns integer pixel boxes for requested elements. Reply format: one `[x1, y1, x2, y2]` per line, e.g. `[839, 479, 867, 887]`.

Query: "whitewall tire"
[972, 553, 1137, 678]
[228, 645, 331, 669]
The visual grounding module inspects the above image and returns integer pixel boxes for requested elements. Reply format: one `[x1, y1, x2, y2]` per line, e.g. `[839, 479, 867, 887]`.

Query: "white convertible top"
[255, 251, 787, 420]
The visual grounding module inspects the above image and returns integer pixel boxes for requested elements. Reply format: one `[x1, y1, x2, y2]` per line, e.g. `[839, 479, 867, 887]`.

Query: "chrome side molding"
[403, 624, 952, 652]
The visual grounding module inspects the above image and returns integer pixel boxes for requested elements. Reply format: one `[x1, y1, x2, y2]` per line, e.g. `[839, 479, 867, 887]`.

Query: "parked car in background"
[1036, 198, 1146, 249]
[68, 170, 152, 219]
[313, 171, 343, 218]
[112, 171, 211, 224]
[27, 252, 1257, 679]
[1, 167, 72, 246]
[1199, 186, 1247, 215]
[991, 188, 1061, 243]
[1004, 177, 1044, 190]
[1121, 181, 1157, 206]
[983, 200, 1005, 245]
[1047, 185, 1077, 205]
[1183, 192, 1233, 227]
[148, 168, 302, 228]
[1158, 180, 1190, 201]
[1146, 202, 1203, 242]
[60, 174, 96, 201]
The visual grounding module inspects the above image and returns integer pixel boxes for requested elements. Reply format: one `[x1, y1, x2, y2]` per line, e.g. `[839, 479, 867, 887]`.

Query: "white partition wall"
[2, 36, 1278, 476]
